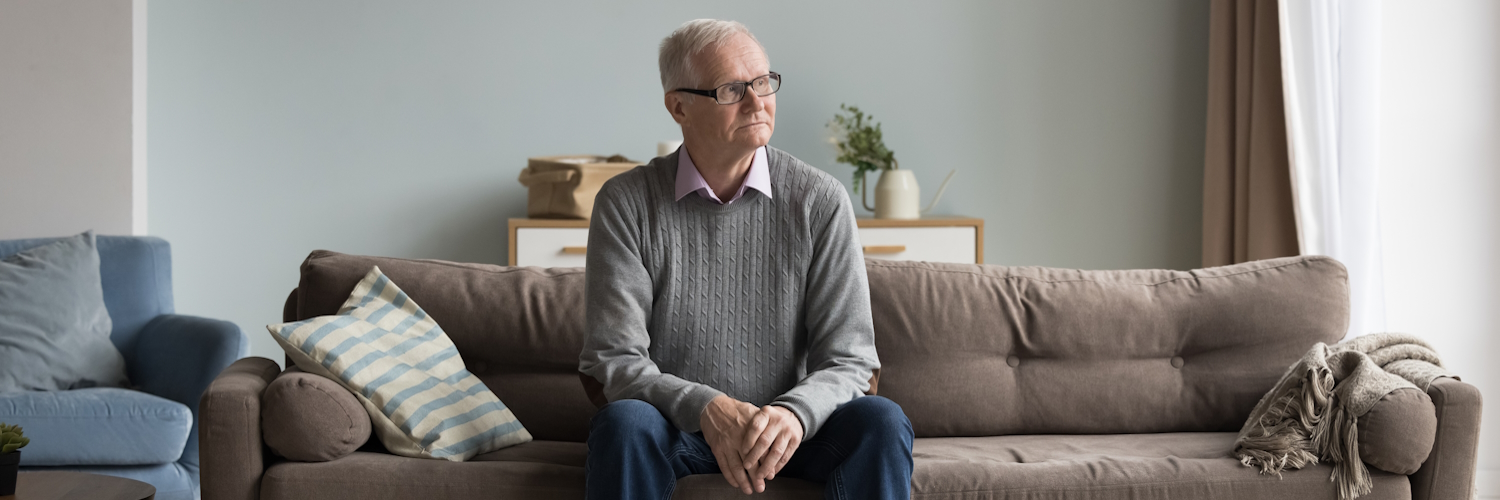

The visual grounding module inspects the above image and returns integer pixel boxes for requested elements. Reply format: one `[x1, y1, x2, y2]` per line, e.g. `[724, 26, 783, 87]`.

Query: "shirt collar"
[674, 145, 773, 205]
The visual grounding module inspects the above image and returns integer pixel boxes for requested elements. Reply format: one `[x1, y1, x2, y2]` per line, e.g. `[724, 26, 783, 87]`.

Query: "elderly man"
[578, 18, 914, 500]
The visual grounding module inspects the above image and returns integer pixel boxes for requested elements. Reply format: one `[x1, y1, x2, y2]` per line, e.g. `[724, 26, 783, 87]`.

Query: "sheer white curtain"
[1278, 0, 1385, 339]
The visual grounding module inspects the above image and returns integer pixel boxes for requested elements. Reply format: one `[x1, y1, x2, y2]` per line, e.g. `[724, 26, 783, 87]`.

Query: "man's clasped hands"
[699, 394, 805, 495]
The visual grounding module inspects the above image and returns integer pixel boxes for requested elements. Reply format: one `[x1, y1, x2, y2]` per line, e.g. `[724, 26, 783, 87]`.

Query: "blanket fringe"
[1234, 362, 1332, 477]
[1313, 400, 1373, 500]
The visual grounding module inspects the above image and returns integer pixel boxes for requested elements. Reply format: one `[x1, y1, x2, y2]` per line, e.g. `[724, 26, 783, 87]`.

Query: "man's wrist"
[767, 403, 805, 432]
[683, 386, 727, 433]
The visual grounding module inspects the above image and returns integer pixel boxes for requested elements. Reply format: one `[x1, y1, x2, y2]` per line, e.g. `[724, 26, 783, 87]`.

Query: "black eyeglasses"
[674, 72, 781, 105]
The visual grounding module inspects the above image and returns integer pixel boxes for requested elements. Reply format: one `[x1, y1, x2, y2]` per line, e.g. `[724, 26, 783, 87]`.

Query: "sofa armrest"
[200, 357, 281, 500]
[1410, 377, 1483, 500]
[131, 314, 249, 469]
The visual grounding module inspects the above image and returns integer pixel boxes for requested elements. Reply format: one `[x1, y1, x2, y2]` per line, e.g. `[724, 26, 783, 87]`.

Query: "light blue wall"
[150, 0, 1209, 363]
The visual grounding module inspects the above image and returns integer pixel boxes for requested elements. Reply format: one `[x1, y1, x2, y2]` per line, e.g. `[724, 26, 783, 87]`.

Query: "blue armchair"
[0, 235, 247, 500]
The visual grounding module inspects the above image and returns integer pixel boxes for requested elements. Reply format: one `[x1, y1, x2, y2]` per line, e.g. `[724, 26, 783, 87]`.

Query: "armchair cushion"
[0, 387, 191, 466]
[0, 231, 129, 392]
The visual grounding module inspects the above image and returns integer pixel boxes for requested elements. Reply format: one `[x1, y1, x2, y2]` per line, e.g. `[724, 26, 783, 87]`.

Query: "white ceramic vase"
[862, 169, 957, 219]
[875, 169, 920, 219]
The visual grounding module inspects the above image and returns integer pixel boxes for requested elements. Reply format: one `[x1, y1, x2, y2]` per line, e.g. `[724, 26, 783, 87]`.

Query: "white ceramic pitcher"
[862, 168, 957, 219]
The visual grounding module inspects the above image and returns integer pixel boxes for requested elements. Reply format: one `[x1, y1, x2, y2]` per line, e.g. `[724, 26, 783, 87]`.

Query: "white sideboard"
[508, 216, 984, 267]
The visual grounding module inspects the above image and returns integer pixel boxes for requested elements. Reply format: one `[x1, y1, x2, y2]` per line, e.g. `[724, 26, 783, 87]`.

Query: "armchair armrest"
[200, 357, 281, 500]
[1410, 377, 1483, 500]
[131, 314, 250, 469]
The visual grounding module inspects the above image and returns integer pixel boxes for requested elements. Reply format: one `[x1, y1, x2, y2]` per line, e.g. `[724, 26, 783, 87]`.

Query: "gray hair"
[658, 19, 765, 94]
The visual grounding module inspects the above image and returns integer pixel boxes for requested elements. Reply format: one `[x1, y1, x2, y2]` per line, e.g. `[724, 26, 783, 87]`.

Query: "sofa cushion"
[261, 445, 587, 500]
[259, 434, 1412, 500]
[0, 388, 190, 466]
[262, 369, 370, 462]
[269, 266, 532, 461]
[260, 441, 825, 500]
[867, 256, 1351, 437]
[1358, 386, 1438, 474]
[0, 231, 129, 392]
[294, 251, 595, 442]
[911, 433, 1410, 499]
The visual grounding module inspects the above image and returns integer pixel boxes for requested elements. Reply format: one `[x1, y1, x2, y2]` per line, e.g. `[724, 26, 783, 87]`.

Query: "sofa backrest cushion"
[866, 256, 1350, 437]
[294, 251, 594, 442]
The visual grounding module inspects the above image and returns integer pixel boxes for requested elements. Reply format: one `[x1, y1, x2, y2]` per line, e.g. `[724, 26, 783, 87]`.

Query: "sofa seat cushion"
[262, 443, 587, 500]
[0, 388, 191, 466]
[912, 433, 1411, 499]
[262, 433, 1415, 500]
[260, 441, 825, 500]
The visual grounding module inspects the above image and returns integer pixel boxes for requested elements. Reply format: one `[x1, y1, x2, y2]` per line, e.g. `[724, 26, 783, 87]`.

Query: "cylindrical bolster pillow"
[1357, 386, 1438, 475]
[261, 369, 370, 462]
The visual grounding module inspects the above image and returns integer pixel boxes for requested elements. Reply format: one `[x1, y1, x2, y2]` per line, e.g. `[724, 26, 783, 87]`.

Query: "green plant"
[1, 423, 27, 453]
[827, 103, 897, 194]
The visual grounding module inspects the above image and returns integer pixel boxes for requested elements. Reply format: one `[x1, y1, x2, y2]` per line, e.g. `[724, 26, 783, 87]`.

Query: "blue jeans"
[585, 396, 914, 500]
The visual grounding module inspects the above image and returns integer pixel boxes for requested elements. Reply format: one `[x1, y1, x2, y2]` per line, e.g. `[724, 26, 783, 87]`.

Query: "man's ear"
[665, 92, 690, 126]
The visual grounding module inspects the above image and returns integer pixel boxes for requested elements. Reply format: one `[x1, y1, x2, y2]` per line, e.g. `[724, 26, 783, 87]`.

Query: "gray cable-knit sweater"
[578, 146, 879, 440]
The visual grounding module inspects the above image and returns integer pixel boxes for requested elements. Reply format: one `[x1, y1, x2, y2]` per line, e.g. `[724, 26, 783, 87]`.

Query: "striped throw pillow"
[267, 266, 531, 461]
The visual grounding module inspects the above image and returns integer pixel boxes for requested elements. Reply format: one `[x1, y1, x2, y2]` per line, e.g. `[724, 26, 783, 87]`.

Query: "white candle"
[657, 140, 683, 157]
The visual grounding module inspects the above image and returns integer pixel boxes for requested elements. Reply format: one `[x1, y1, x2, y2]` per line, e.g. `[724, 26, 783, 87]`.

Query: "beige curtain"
[1202, 0, 1300, 268]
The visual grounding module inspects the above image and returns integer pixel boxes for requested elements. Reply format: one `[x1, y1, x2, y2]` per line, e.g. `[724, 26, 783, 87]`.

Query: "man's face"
[669, 34, 776, 153]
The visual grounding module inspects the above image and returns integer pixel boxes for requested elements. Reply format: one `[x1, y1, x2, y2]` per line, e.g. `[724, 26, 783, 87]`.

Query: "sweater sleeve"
[769, 180, 881, 441]
[578, 177, 725, 433]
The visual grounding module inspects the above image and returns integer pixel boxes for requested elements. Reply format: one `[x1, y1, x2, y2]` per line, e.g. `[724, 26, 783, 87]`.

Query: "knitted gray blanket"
[1233, 333, 1453, 499]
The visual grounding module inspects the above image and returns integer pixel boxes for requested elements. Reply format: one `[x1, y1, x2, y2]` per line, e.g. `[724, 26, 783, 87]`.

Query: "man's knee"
[842, 396, 913, 442]
[590, 399, 668, 439]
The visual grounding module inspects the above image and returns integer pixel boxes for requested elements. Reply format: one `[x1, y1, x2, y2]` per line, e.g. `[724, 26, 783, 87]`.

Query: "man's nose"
[740, 89, 765, 113]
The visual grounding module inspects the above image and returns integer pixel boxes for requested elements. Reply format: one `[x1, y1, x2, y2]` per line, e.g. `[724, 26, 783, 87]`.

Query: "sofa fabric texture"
[0, 387, 190, 465]
[261, 368, 370, 462]
[0, 231, 129, 392]
[198, 252, 1482, 500]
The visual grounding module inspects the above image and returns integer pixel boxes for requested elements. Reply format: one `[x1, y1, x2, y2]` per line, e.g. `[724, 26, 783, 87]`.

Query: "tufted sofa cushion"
[291, 252, 1350, 441]
[866, 256, 1350, 437]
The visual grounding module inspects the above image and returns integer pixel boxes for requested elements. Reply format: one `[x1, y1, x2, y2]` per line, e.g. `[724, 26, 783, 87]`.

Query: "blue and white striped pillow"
[267, 266, 531, 461]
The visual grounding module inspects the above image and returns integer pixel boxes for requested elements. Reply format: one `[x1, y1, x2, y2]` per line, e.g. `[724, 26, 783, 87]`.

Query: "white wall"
[1380, 0, 1500, 495]
[148, 1, 1209, 365]
[0, 0, 140, 239]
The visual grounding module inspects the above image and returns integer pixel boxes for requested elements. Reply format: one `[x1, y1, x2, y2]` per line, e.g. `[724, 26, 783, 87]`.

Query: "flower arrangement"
[827, 104, 897, 194]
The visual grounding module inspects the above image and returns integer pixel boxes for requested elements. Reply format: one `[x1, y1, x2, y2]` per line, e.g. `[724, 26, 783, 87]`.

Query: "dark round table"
[3, 471, 154, 500]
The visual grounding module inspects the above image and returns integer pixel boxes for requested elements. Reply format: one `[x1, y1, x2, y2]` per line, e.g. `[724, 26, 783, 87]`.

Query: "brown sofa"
[199, 251, 1482, 500]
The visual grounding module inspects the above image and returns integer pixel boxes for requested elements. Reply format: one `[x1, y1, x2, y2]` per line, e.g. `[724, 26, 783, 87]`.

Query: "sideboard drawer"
[508, 216, 982, 266]
[514, 227, 589, 267]
[857, 226, 977, 264]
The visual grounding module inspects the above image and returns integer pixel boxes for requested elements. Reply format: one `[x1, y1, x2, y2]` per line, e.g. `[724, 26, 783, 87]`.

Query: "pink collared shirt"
[673, 145, 773, 205]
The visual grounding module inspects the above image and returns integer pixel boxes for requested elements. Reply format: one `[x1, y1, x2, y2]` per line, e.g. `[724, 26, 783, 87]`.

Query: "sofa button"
[1006, 356, 1020, 368]
[1170, 356, 1184, 369]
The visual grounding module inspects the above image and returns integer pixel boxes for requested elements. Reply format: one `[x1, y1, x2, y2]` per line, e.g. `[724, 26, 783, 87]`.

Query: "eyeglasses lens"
[751, 75, 777, 96]
[714, 75, 779, 104]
